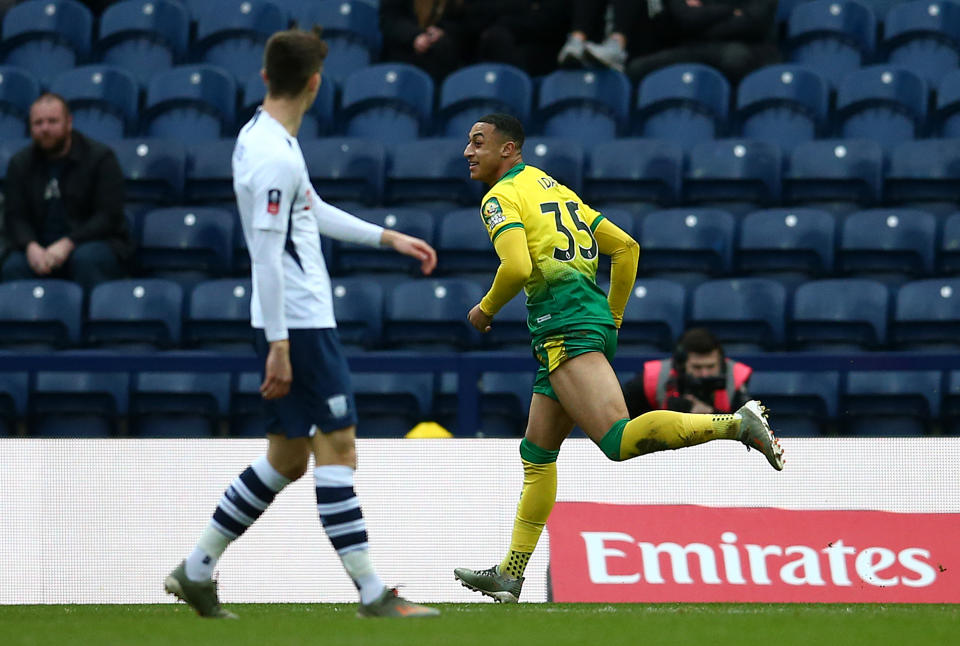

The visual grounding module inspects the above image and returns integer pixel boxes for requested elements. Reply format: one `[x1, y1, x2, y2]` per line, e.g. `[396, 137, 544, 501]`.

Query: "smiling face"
[464, 121, 515, 186]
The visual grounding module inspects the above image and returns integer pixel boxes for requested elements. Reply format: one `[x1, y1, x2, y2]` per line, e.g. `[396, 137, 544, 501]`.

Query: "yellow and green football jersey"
[479, 162, 615, 336]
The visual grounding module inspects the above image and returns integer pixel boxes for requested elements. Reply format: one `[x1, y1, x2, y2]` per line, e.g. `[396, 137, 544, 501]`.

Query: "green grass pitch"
[3, 603, 958, 646]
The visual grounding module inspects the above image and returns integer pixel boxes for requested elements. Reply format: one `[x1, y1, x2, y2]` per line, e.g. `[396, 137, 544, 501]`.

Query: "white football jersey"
[233, 108, 381, 337]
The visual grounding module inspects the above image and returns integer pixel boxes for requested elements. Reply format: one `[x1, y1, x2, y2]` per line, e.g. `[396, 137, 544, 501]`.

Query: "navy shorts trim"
[254, 328, 358, 437]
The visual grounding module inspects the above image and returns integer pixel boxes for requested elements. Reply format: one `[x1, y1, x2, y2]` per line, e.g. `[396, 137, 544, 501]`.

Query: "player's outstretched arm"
[594, 218, 640, 328]
[381, 229, 437, 275]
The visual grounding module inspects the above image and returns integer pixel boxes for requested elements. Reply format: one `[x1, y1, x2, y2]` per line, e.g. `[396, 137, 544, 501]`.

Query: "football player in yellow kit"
[453, 113, 784, 603]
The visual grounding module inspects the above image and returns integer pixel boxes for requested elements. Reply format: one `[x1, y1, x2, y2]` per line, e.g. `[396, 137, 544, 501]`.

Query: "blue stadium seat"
[336, 208, 434, 274]
[639, 209, 735, 275]
[31, 371, 129, 437]
[941, 212, 960, 273]
[184, 139, 235, 204]
[240, 71, 335, 137]
[184, 278, 254, 351]
[436, 211, 498, 275]
[0, 66, 38, 139]
[0, 137, 28, 190]
[935, 69, 960, 136]
[738, 208, 835, 276]
[538, 69, 631, 145]
[791, 278, 889, 349]
[835, 66, 927, 148]
[685, 140, 782, 205]
[689, 278, 787, 351]
[50, 65, 138, 140]
[585, 138, 683, 205]
[193, 0, 286, 83]
[96, 0, 189, 86]
[299, 138, 386, 206]
[481, 292, 529, 350]
[892, 278, 960, 348]
[882, 0, 960, 85]
[886, 139, 960, 202]
[944, 370, 960, 435]
[1, 0, 93, 85]
[783, 139, 883, 205]
[843, 370, 941, 436]
[109, 138, 186, 205]
[385, 279, 484, 349]
[736, 64, 830, 152]
[340, 63, 434, 143]
[330, 277, 384, 350]
[475, 371, 535, 438]
[0, 280, 83, 349]
[439, 63, 533, 137]
[139, 207, 235, 279]
[131, 371, 230, 437]
[523, 137, 584, 195]
[352, 372, 433, 437]
[838, 209, 937, 278]
[281, 0, 380, 83]
[230, 371, 266, 437]
[785, 0, 876, 87]
[635, 64, 730, 148]
[619, 279, 686, 351]
[385, 138, 480, 205]
[143, 65, 237, 142]
[747, 371, 839, 436]
[0, 371, 28, 435]
[86, 279, 183, 349]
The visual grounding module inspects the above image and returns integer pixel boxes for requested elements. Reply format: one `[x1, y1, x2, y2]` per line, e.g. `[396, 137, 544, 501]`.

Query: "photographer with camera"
[622, 327, 753, 416]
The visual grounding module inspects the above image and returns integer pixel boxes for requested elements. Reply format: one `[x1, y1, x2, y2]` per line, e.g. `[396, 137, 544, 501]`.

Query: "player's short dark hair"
[477, 113, 525, 151]
[32, 92, 70, 117]
[677, 327, 722, 356]
[263, 27, 329, 98]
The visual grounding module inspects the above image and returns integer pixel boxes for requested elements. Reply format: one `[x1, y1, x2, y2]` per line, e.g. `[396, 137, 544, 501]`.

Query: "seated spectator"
[622, 327, 753, 417]
[475, 0, 571, 76]
[1, 93, 131, 289]
[380, 0, 472, 81]
[626, 0, 780, 83]
[557, 0, 640, 72]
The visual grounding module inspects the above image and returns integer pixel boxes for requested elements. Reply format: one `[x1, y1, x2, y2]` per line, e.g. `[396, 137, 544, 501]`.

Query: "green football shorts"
[531, 324, 618, 401]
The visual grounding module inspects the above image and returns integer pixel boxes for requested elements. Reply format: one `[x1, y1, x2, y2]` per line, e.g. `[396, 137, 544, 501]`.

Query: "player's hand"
[467, 303, 493, 333]
[46, 237, 75, 269]
[261, 339, 292, 400]
[26, 242, 53, 275]
[382, 229, 437, 275]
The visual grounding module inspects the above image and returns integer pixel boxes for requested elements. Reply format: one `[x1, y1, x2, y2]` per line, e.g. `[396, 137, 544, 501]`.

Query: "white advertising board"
[0, 438, 956, 604]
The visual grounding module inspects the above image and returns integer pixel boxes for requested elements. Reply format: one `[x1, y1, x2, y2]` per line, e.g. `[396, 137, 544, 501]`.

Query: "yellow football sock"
[500, 441, 558, 579]
[604, 410, 742, 461]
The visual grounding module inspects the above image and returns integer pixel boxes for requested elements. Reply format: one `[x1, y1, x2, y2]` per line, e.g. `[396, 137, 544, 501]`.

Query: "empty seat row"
[14, 55, 960, 150]
[1, 0, 380, 86]
[2, 276, 959, 353]
[36, 204, 960, 286]
[3, 367, 959, 438]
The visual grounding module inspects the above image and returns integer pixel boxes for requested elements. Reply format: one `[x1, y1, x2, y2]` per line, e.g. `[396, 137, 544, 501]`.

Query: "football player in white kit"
[164, 27, 440, 619]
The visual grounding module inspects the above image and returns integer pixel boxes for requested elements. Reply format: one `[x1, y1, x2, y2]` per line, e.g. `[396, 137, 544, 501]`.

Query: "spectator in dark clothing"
[557, 0, 640, 72]
[1, 93, 131, 289]
[621, 327, 753, 418]
[379, 0, 472, 81]
[626, 0, 780, 82]
[475, 0, 572, 77]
